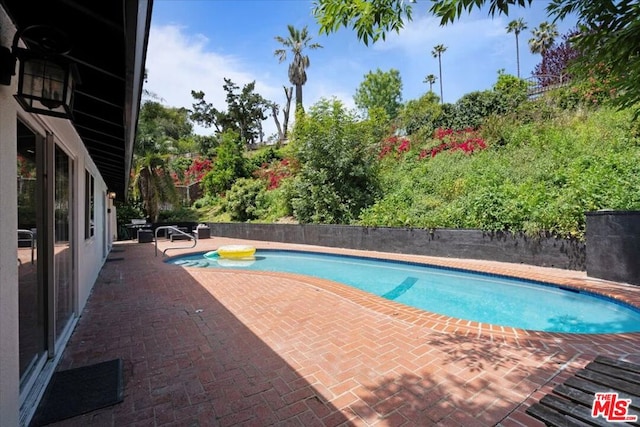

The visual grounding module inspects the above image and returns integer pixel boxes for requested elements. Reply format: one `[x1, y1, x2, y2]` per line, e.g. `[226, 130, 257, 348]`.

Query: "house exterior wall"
[0, 11, 20, 427]
[0, 8, 114, 425]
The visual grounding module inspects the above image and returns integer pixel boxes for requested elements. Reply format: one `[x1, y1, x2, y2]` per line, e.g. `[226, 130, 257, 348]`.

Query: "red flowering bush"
[172, 157, 212, 186]
[379, 136, 411, 159]
[419, 128, 487, 159]
[254, 158, 292, 190]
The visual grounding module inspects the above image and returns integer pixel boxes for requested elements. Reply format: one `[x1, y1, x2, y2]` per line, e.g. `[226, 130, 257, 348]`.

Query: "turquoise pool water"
[167, 250, 640, 334]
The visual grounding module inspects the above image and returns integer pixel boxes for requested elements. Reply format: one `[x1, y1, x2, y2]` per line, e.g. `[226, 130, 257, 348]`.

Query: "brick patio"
[44, 237, 640, 426]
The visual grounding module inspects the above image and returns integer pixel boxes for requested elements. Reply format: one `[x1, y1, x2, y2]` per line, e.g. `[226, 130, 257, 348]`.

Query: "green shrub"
[223, 178, 266, 222]
[115, 200, 145, 224]
[158, 206, 198, 222]
[359, 108, 640, 239]
[290, 98, 381, 224]
[201, 130, 247, 196]
[397, 92, 441, 137]
[246, 146, 282, 173]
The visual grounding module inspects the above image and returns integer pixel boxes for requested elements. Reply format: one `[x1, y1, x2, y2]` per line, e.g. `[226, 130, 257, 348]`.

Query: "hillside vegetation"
[126, 70, 640, 243]
[196, 102, 640, 241]
[359, 108, 640, 239]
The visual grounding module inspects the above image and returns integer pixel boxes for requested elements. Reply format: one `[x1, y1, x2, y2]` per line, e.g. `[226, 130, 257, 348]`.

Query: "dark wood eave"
[1, 0, 153, 200]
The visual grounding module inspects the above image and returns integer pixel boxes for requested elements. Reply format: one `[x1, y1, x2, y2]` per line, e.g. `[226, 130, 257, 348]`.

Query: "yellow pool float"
[204, 245, 256, 259]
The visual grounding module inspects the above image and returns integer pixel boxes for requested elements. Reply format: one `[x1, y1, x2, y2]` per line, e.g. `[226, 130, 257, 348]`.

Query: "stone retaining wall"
[206, 223, 586, 271]
[586, 211, 640, 285]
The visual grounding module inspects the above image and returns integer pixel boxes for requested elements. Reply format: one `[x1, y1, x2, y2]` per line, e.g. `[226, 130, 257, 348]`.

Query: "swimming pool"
[167, 250, 640, 334]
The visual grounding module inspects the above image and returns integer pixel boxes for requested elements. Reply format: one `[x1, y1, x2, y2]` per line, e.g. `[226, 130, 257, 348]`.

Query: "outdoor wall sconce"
[0, 25, 78, 119]
[108, 192, 116, 200]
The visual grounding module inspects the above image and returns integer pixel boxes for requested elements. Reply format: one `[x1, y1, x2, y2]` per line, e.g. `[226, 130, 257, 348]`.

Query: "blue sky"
[144, 0, 577, 137]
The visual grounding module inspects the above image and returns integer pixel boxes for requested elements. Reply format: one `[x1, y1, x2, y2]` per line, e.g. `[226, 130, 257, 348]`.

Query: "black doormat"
[30, 359, 124, 426]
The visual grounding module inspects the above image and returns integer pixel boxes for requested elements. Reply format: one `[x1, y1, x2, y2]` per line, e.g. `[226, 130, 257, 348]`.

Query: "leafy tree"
[132, 101, 192, 221]
[170, 157, 193, 184]
[354, 68, 403, 119]
[431, 44, 447, 103]
[533, 28, 579, 86]
[312, 0, 640, 117]
[362, 106, 394, 147]
[290, 98, 380, 224]
[194, 134, 219, 158]
[449, 90, 505, 129]
[398, 91, 442, 140]
[132, 153, 179, 222]
[222, 79, 269, 145]
[506, 18, 527, 77]
[313, 0, 533, 44]
[423, 74, 437, 93]
[190, 79, 270, 145]
[201, 130, 247, 196]
[549, 1, 640, 115]
[136, 101, 193, 156]
[274, 25, 323, 111]
[493, 71, 528, 109]
[529, 21, 558, 56]
[190, 91, 227, 133]
[435, 72, 527, 130]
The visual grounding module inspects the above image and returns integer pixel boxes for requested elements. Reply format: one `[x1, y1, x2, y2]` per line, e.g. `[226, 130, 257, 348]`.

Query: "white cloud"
[144, 24, 282, 136]
[376, 14, 507, 60]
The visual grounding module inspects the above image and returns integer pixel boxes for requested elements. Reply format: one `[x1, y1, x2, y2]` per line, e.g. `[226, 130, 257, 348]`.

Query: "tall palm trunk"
[274, 25, 322, 113]
[432, 44, 447, 104]
[438, 56, 444, 102]
[515, 33, 521, 78]
[507, 19, 527, 79]
[295, 84, 303, 110]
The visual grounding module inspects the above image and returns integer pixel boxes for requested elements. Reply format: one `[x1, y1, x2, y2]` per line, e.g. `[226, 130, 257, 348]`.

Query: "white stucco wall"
[0, 12, 20, 426]
[77, 156, 109, 310]
[0, 8, 113, 423]
[35, 119, 109, 314]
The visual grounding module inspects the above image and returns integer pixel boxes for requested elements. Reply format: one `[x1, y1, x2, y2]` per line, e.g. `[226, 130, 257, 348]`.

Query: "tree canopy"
[274, 25, 323, 110]
[528, 21, 558, 55]
[354, 68, 403, 119]
[135, 101, 193, 156]
[191, 79, 270, 145]
[313, 0, 640, 117]
[132, 101, 191, 221]
[291, 98, 380, 224]
[313, 0, 534, 45]
[506, 18, 527, 77]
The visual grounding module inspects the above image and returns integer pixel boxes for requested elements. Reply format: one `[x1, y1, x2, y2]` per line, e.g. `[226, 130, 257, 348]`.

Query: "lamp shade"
[14, 48, 75, 119]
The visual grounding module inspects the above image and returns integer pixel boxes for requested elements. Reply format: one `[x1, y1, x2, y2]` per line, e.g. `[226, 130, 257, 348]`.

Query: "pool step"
[382, 277, 418, 300]
[173, 259, 211, 268]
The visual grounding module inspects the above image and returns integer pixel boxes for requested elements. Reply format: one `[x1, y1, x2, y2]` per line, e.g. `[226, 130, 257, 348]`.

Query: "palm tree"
[423, 74, 437, 93]
[274, 25, 323, 111]
[431, 44, 447, 103]
[132, 152, 178, 223]
[506, 18, 527, 78]
[529, 22, 558, 56]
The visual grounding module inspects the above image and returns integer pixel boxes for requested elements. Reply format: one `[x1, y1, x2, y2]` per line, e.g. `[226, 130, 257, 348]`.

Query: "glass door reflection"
[17, 122, 46, 384]
[54, 146, 74, 343]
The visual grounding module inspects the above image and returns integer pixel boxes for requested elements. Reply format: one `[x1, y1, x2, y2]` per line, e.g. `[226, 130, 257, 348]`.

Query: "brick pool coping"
[163, 237, 640, 348]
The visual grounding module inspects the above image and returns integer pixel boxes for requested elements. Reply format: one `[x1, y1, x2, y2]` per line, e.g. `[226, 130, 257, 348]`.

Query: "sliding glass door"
[17, 122, 45, 384]
[54, 145, 74, 345]
[17, 121, 76, 391]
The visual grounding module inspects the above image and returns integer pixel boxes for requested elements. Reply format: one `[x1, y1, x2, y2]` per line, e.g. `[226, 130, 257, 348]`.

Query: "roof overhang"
[1, 0, 153, 200]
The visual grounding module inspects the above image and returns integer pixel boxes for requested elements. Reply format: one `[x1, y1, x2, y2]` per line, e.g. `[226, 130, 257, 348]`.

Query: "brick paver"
[45, 237, 640, 426]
